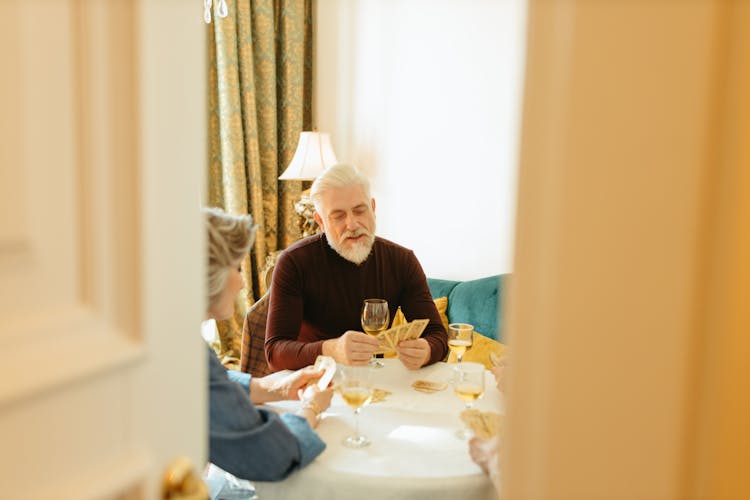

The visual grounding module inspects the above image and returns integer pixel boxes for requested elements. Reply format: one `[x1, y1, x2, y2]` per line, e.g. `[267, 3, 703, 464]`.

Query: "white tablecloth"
[255, 359, 503, 500]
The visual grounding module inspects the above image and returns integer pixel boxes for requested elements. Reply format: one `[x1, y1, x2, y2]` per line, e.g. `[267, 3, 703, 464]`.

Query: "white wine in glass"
[339, 364, 374, 448]
[454, 381, 484, 403]
[341, 386, 372, 409]
[448, 323, 474, 363]
[453, 362, 485, 439]
[361, 298, 389, 368]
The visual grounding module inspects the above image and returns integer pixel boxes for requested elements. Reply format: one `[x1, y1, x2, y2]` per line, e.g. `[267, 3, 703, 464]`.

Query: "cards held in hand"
[460, 409, 503, 440]
[308, 355, 336, 390]
[374, 318, 429, 354]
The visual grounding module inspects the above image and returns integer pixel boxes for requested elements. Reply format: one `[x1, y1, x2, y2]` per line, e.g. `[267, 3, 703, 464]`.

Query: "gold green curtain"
[207, 0, 312, 368]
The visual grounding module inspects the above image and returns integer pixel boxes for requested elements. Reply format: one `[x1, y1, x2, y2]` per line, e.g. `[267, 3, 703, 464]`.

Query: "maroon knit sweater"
[265, 233, 448, 370]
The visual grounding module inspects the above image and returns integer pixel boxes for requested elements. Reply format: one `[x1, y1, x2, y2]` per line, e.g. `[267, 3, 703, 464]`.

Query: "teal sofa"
[426, 274, 507, 342]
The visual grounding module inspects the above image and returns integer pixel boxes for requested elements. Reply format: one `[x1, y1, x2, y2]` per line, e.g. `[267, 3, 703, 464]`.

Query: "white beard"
[327, 228, 375, 265]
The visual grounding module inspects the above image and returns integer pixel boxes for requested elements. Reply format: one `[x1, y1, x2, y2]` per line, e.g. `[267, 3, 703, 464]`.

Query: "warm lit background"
[1, 1, 747, 499]
[314, 0, 526, 280]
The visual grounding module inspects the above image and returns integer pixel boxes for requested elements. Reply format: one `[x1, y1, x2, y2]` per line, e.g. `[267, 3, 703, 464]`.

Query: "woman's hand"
[296, 384, 334, 428]
[468, 436, 499, 475]
[269, 365, 326, 401]
[468, 436, 501, 492]
[299, 384, 334, 413]
[252, 365, 325, 404]
[490, 355, 508, 393]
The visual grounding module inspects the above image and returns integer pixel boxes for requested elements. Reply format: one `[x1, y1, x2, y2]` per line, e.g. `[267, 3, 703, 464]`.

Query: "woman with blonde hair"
[203, 207, 332, 480]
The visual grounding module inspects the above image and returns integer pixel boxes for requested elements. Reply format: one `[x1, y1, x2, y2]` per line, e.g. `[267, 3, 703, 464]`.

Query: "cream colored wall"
[314, 0, 527, 280]
[0, 1, 206, 497]
[505, 1, 749, 499]
[134, 0, 208, 494]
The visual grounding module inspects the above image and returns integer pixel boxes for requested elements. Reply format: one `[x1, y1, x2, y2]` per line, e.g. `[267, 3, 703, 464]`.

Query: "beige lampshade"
[278, 132, 338, 180]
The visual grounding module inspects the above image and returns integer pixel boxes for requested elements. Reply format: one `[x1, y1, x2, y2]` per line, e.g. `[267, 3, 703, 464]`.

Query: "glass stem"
[463, 403, 473, 436]
[353, 407, 361, 437]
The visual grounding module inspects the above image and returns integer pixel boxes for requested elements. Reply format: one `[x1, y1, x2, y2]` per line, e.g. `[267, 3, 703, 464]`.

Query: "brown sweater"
[265, 233, 448, 370]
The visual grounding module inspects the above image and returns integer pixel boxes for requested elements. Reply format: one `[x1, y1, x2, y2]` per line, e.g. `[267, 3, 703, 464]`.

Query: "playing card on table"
[411, 379, 448, 393]
[370, 387, 392, 403]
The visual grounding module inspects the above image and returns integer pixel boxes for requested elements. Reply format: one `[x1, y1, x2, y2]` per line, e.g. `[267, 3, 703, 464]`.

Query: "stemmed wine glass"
[361, 298, 389, 368]
[339, 364, 374, 448]
[453, 361, 485, 439]
[448, 323, 474, 363]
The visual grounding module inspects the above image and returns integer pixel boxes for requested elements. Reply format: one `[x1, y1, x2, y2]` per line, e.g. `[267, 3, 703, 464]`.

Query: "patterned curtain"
[207, 0, 312, 368]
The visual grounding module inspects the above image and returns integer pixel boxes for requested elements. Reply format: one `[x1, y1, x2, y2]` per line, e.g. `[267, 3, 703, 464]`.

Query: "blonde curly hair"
[204, 207, 256, 311]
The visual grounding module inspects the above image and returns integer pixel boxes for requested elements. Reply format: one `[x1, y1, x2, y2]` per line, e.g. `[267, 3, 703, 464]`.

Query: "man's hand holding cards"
[375, 319, 429, 354]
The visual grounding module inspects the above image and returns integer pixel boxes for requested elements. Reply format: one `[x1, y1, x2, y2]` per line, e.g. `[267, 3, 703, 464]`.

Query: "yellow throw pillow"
[391, 296, 449, 332]
[447, 331, 506, 369]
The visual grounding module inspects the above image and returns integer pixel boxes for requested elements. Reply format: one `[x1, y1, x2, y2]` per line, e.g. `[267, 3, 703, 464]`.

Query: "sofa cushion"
[427, 275, 506, 342]
[425, 278, 460, 302]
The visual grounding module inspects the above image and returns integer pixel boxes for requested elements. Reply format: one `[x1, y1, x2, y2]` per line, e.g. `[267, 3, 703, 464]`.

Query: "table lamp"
[279, 131, 338, 238]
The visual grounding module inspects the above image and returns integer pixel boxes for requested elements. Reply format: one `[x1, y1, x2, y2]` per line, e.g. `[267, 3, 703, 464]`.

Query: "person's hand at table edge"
[270, 365, 328, 401]
[490, 354, 509, 393]
[296, 384, 334, 429]
[469, 436, 501, 492]
[250, 365, 324, 404]
[396, 338, 430, 370]
[322, 330, 378, 365]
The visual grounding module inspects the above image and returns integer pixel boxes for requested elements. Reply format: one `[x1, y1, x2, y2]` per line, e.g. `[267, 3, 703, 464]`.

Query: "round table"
[255, 359, 503, 500]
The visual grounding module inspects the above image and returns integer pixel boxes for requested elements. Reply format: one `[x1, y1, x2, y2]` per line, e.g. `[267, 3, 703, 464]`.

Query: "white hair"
[310, 163, 371, 213]
[203, 207, 256, 311]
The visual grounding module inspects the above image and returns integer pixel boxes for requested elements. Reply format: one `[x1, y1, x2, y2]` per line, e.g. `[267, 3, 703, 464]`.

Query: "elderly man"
[265, 164, 448, 371]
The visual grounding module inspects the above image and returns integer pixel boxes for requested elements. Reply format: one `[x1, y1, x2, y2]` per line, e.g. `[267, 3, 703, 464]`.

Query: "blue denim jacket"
[207, 345, 325, 481]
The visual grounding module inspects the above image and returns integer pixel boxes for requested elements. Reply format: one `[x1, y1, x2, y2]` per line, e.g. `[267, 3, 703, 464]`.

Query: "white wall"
[314, 0, 526, 280]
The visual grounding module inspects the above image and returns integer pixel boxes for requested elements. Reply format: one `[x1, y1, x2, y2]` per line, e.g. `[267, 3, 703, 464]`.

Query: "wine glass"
[448, 323, 474, 363]
[338, 364, 374, 448]
[453, 361, 485, 439]
[361, 298, 389, 368]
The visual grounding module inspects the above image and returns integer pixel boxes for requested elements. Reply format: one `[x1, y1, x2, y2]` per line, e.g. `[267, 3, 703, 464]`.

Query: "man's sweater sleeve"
[264, 250, 325, 370]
